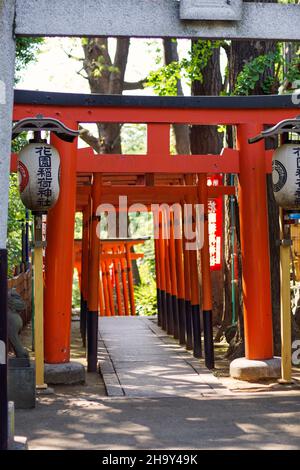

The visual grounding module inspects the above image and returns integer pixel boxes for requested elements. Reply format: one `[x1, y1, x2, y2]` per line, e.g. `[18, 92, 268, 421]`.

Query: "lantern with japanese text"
[272, 144, 300, 209]
[17, 143, 60, 213]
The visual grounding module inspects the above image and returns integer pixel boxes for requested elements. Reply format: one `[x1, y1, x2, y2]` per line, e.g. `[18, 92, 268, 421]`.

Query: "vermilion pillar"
[44, 124, 78, 363]
[237, 123, 273, 360]
[158, 213, 167, 330]
[175, 212, 186, 345]
[169, 213, 179, 339]
[113, 249, 123, 315]
[198, 173, 214, 369]
[125, 243, 136, 316]
[87, 174, 102, 371]
[154, 237, 162, 326]
[80, 205, 90, 347]
[182, 202, 193, 350]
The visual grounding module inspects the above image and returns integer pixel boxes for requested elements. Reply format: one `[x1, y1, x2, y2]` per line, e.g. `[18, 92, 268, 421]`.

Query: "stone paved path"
[98, 316, 229, 398]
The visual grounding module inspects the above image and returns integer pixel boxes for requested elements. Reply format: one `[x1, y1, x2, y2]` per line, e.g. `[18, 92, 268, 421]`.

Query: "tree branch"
[123, 79, 147, 90]
[79, 125, 101, 153]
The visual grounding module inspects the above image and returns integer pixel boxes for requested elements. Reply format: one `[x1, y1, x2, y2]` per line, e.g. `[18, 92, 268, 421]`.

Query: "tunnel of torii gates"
[10, 90, 300, 373]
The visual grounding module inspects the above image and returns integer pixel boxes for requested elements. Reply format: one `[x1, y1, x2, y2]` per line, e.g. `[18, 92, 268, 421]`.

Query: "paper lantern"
[272, 144, 300, 209]
[17, 143, 60, 212]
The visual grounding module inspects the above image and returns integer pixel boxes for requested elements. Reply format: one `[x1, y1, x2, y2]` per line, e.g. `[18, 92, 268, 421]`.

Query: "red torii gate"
[74, 238, 145, 317]
[11, 90, 298, 374]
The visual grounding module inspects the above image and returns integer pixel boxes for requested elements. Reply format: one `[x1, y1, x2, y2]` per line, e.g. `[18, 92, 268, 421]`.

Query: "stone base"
[230, 357, 281, 382]
[8, 359, 36, 409]
[44, 361, 85, 385]
[8, 436, 28, 450]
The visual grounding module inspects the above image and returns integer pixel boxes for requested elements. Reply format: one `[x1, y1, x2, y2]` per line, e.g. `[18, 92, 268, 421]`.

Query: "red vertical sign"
[207, 175, 223, 271]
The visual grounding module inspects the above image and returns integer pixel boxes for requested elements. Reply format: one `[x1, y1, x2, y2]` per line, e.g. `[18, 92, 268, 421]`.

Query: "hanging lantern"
[17, 142, 60, 212]
[272, 143, 300, 209]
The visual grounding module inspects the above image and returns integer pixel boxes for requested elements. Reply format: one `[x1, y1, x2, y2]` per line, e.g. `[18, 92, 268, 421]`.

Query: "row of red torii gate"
[10, 89, 297, 373]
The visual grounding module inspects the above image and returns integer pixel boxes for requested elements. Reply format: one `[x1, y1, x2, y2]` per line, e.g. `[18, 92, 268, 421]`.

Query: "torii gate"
[2, 0, 300, 450]
[9, 89, 300, 370]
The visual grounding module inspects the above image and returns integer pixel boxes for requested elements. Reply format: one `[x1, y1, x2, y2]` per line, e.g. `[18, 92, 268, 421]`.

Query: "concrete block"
[180, 0, 242, 21]
[0, 0, 16, 249]
[8, 359, 36, 409]
[44, 361, 85, 385]
[8, 401, 15, 446]
[230, 357, 281, 382]
[14, 1, 300, 41]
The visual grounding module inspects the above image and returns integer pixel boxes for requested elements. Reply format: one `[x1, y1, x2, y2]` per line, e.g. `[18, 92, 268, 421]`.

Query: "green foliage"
[134, 242, 157, 316]
[74, 212, 83, 239]
[146, 40, 221, 96]
[7, 174, 27, 277]
[234, 46, 300, 96]
[285, 55, 300, 86]
[128, 212, 157, 316]
[72, 272, 81, 309]
[15, 38, 44, 82]
[8, 135, 33, 276]
[134, 277, 157, 317]
[234, 48, 281, 95]
[7, 37, 43, 275]
[146, 61, 182, 96]
[72, 213, 83, 308]
[121, 124, 147, 154]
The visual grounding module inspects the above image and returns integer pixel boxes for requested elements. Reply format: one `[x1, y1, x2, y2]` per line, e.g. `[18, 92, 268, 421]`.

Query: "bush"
[134, 280, 157, 317]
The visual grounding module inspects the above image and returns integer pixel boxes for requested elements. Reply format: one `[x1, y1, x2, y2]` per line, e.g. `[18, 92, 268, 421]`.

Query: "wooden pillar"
[113, 250, 123, 315]
[198, 174, 214, 369]
[154, 237, 162, 326]
[33, 215, 47, 388]
[182, 203, 193, 350]
[101, 261, 111, 316]
[120, 245, 130, 316]
[44, 125, 78, 363]
[125, 243, 136, 316]
[169, 213, 179, 339]
[189, 230, 202, 359]
[106, 260, 116, 316]
[174, 208, 186, 345]
[158, 213, 167, 330]
[164, 227, 173, 336]
[99, 269, 105, 317]
[80, 206, 90, 347]
[279, 209, 292, 383]
[87, 174, 102, 372]
[237, 123, 273, 359]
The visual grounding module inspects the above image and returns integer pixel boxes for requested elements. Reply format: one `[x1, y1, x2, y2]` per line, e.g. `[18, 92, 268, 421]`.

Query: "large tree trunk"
[163, 39, 190, 154]
[82, 38, 130, 154]
[227, 0, 281, 356]
[190, 42, 224, 326]
[81, 37, 142, 285]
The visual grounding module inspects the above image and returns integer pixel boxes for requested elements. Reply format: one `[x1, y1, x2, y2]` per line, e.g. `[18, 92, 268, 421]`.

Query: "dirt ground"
[19, 318, 106, 397]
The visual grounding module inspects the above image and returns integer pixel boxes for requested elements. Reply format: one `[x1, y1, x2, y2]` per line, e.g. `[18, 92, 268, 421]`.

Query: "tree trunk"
[227, 0, 281, 357]
[190, 42, 224, 326]
[163, 39, 191, 154]
[81, 37, 142, 285]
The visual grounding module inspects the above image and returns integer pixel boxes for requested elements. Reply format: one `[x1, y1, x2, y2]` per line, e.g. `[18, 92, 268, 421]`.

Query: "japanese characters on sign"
[36, 146, 54, 209]
[18, 143, 60, 212]
[207, 175, 222, 271]
[294, 147, 300, 206]
[272, 144, 300, 209]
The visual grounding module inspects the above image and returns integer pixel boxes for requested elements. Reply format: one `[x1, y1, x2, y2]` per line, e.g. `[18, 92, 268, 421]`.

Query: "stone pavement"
[14, 316, 300, 450]
[15, 391, 300, 450]
[98, 317, 229, 398]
